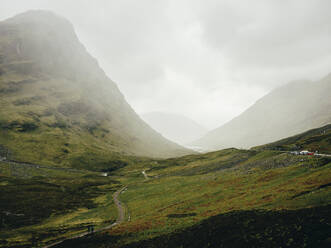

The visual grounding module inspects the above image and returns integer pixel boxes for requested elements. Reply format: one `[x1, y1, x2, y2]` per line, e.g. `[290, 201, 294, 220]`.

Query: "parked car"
[299, 150, 314, 155]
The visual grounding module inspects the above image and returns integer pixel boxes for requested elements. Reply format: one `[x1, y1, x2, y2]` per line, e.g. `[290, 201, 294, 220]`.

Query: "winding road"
[113, 186, 126, 223]
[315, 153, 331, 157]
[42, 186, 127, 248]
[279, 151, 331, 157]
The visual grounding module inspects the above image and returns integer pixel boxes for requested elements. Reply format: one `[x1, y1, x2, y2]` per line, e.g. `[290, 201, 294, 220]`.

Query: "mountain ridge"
[0, 10, 192, 168]
[193, 74, 331, 150]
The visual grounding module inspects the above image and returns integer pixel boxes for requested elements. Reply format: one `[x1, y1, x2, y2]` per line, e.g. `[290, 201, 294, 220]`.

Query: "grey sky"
[1, 0, 330, 129]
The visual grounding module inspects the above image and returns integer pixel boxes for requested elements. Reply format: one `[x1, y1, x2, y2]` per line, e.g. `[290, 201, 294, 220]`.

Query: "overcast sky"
[1, 0, 330, 129]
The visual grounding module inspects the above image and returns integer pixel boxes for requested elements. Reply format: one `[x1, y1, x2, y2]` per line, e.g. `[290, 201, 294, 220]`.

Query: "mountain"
[255, 123, 331, 154]
[0, 10, 191, 168]
[193, 74, 331, 150]
[141, 112, 207, 145]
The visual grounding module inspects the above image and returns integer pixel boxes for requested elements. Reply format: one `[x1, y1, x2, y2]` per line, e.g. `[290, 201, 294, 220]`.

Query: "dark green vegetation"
[0, 10, 190, 170]
[194, 74, 331, 151]
[0, 169, 109, 229]
[59, 205, 331, 248]
[0, 161, 121, 247]
[121, 205, 331, 248]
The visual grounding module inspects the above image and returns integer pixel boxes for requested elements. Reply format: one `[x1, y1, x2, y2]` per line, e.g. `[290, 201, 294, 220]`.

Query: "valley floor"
[3, 123, 331, 247]
[1, 147, 331, 248]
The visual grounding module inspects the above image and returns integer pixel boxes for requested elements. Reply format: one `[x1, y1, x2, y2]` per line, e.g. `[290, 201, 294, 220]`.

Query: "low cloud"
[1, 0, 330, 128]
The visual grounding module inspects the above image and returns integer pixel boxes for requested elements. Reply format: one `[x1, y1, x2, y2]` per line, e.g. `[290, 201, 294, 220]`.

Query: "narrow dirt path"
[42, 186, 127, 248]
[112, 186, 126, 223]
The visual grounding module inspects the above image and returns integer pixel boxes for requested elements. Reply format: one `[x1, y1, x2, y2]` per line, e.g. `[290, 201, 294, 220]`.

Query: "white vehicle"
[299, 150, 314, 155]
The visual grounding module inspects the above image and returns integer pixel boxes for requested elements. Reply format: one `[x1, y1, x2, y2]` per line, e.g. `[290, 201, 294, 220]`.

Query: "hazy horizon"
[1, 0, 330, 129]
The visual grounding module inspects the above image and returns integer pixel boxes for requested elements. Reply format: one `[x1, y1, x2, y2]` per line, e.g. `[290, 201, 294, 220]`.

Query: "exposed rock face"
[0, 10, 191, 165]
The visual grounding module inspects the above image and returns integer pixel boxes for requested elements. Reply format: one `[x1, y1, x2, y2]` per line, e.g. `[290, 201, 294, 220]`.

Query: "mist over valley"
[0, 2, 330, 248]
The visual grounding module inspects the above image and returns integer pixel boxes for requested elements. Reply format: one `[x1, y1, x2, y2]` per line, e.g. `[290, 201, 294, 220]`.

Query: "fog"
[1, 0, 330, 129]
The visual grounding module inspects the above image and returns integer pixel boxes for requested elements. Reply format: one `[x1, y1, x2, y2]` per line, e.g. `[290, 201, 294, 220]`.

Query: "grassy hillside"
[255, 124, 331, 153]
[47, 129, 331, 248]
[65, 206, 331, 248]
[56, 149, 331, 248]
[0, 10, 191, 169]
[0, 161, 121, 248]
[194, 75, 331, 151]
[1, 127, 331, 247]
[0, 75, 154, 170]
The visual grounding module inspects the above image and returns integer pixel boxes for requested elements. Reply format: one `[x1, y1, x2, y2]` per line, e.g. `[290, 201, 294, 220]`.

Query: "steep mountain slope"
[194, 74, 331, 150]
[0, 10, 191, 167]
[255, 123, 331, 153]
[141, 112, 207, 145]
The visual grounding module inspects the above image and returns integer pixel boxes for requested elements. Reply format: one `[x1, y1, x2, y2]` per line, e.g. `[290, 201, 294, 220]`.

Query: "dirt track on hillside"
[42, 186, 127, 248]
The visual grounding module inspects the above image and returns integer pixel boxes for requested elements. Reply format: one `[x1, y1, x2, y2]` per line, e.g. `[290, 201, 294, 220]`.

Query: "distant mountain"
[193, 74, 331, 150]
[141, 112, 207, 145]
[0, 11, 191, 168]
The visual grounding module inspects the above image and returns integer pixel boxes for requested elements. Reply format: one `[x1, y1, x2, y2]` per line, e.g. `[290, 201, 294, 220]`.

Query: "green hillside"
[255, 124, 331, 153]
[0, 11, 191, 169]
[1, 126, 329, 247]
[0, 161, 121, 247]
[57, 139, 331, 248]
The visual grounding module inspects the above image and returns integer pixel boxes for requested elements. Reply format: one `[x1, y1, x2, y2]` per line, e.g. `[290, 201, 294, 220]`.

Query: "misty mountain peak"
[0, 10, 191, 160]
[0, 10, 102, 81]
[194, 74, 331, 150]
[5, 10, 74, 30]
